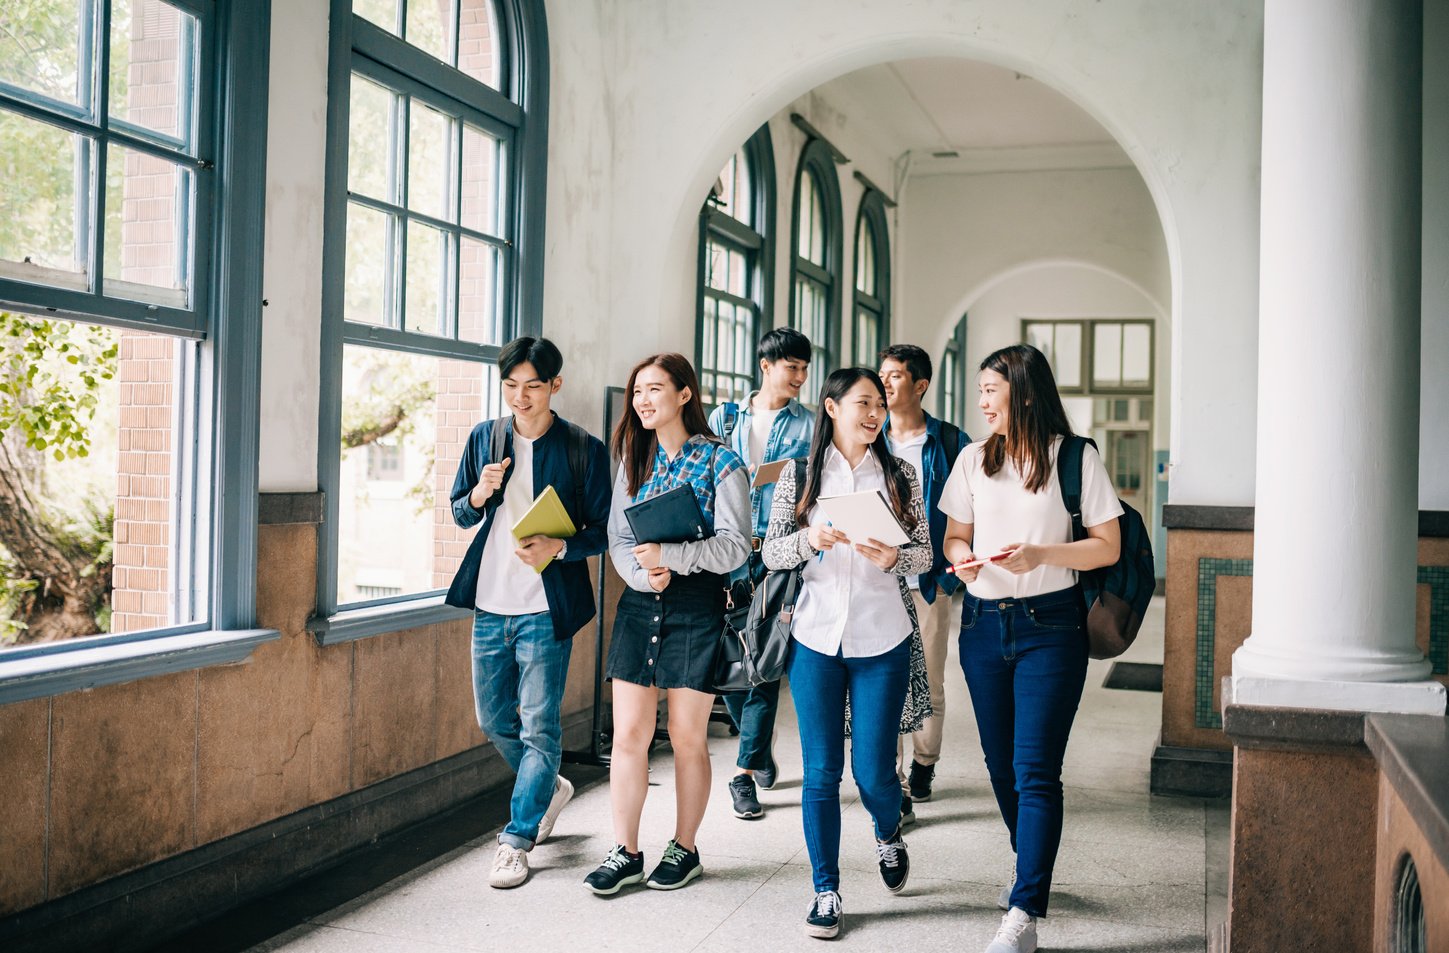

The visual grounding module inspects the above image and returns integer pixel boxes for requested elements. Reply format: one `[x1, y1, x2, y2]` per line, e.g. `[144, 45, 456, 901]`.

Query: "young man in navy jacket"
[879, 344, 969, 825]
[445, 337, 611, 888]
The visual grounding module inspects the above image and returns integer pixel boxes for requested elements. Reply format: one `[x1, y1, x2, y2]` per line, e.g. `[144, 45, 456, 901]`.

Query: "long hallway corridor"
[238, 600, 1223, 953]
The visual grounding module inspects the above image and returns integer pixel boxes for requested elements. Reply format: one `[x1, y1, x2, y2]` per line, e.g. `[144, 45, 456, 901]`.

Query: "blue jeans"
[959, 587, 1088, 918]
[472, 610, 572, 850]
[723, 552, 781, 770]
[789, 637, 910, 893]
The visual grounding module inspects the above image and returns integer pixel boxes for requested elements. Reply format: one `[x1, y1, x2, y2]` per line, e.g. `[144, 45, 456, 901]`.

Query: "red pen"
[947, 551, 1015, 573]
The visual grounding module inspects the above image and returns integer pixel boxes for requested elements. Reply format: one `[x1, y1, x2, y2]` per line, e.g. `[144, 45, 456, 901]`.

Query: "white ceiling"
[818, 57, 1118, 157]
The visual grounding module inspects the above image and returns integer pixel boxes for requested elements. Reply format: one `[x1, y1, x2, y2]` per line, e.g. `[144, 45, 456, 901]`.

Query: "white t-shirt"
[749, 403, 781, 467]
[888, 430, 929, 591]
[475, 433, 550, 615]
[937, 435, 1122, 599]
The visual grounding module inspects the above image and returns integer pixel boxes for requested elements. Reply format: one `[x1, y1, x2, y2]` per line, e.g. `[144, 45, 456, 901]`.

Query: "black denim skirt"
[608, 570, 725, 692]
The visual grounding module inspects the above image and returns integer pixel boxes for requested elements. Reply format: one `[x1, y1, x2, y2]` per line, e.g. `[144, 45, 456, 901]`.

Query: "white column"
[1233, 0, 1445, 714]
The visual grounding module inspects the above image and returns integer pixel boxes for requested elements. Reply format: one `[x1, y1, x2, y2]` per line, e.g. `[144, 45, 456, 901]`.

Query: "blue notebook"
[623, 485, 713, 544]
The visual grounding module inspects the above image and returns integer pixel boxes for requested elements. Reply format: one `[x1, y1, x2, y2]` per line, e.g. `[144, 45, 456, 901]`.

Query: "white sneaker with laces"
[535, 775, 574, 844]
[489, 843, 529, 889]
[984, 907, 1037, 953]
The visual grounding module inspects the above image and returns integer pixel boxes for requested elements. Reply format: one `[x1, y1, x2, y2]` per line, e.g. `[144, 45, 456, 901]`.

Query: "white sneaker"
[997, 863, 1016, 910]
[984, 907, 1037, 953]
[535, 775, 574, 844]
[489, 843, 529, 889]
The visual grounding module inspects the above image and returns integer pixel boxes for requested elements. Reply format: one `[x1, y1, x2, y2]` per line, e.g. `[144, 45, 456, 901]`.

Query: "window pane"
[407, 102, 453, 221]
[1093, 322, 1123, 387]
[104, 142, 190, 307]
[457, 0, 501, 89]
[856, 220, 875, 296]
[344, 201, 393, 326]
[109, 0, 196, 146]
[348, 74, 396, 201]
[1055, 322, 1083, 389]
[354, 0, 400, 34]
[797, 172, 815, 261]
[795, 276, 829, 406]
[457, 236, 499, 345]
[0, 0, 87, 107]
[404, 220, 447, 335]
[338, 345, 501, 605]
[0, 111, 88, 284]
[856, 308, 878, 367]
[705, 239, 727, 293]
[727, 247, 747, 298]
[405, 0, 452, 64]
[1123, 323, 1152, 387]
[460, 123, 499, 234]
[0, 316, 205, 648]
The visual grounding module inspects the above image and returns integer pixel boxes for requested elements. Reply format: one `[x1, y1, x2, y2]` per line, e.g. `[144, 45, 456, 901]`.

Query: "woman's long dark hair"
[611, 352, 720, 496]
[796, 367, 918, 532]
[979, 344, 1074, 493]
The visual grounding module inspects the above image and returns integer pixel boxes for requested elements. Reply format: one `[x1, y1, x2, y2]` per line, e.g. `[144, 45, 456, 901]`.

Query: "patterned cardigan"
[762, 457, 934, 735]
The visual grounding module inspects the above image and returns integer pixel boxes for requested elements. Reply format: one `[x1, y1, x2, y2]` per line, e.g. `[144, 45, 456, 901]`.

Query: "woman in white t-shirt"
[937, 344, 1121, 953]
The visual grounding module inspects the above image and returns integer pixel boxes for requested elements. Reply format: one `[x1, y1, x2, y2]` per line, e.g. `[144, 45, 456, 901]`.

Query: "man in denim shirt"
[445, 337, 611, 888]
[879, 344, 969, 825]
[706, 327, 813, 821]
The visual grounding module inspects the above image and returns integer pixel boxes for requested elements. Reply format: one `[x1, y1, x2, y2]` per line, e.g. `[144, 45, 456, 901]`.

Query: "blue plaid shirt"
[633, 434, 746, 529]
[707, 395, 814, 538]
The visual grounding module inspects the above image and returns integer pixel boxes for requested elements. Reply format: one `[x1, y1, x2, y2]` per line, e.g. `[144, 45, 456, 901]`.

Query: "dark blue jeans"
[789, 637, 910, 894]
[723, 552, 781, 770]
[959, 587, 1088, 918]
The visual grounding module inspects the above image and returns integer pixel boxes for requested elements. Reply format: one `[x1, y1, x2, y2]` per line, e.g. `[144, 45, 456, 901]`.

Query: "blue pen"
[816, 521, 831, 561]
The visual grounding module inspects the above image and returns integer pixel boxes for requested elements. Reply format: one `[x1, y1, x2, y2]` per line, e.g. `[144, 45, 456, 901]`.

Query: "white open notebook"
[816, 490, 911, 547]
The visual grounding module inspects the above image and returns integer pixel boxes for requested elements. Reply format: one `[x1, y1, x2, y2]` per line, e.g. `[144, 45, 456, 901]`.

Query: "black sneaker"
[899, 793, 916, 828]
[729, 773, 763, 819]
[908, 760, 936, 801]
[583, 844, 645, 895]
[805, 889, 843, 939]
[646, 839, 703, 890]
[876, 827, 910, 894]
[755, 747, 780, 790]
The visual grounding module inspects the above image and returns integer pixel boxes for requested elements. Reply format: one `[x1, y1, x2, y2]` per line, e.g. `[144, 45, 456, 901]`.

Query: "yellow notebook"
[509, 485, 578, 574]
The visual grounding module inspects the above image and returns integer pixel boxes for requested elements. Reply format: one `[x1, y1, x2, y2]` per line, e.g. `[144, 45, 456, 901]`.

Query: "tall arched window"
[790, 139, 842, 407]
[697, 124, 773, 408]
[316, 0, 549, 635]
[853, 190, 890, 366]
[939, 313, 968, 426]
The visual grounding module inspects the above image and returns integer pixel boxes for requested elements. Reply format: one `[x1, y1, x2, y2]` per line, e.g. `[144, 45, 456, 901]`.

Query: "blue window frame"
[696, 123, 774, 409]
[852, 189, 890, 367]
[314, 0, 549, 640]
[789, 138, 842, 408]
[0, 0, 275, 701]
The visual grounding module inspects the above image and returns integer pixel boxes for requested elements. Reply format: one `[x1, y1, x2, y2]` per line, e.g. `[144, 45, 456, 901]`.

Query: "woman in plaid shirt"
[583, 353, 751, 896]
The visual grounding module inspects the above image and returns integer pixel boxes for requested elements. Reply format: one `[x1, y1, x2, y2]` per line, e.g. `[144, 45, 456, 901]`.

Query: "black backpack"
[1057, 436, 1156, 660]
[489, 417, 592, 522]
[939, 419, 965, 473]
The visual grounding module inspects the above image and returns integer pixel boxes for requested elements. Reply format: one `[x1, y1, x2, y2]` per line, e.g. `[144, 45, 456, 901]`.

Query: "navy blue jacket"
[886, 412, 969, 604]
[444, 414, 611, 640]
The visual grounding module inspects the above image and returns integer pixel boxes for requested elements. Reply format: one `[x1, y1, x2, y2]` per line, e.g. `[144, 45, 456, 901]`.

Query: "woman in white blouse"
[939, 344, 1122, 953]
[762, 367, 932, 939]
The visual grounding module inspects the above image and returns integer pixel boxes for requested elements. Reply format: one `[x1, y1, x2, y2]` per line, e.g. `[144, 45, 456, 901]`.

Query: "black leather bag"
[712, 565, 802, 693]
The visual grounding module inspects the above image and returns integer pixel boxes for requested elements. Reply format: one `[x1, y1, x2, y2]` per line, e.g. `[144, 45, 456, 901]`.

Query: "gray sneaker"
[985, 908, 1037, 953]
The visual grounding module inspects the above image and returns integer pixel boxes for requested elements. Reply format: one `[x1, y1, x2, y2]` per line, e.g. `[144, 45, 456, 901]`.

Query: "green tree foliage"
[0, 312, 119, 642]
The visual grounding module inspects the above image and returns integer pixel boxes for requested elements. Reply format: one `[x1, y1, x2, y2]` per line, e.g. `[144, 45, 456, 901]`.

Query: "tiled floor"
[245, 597, 1224, 952]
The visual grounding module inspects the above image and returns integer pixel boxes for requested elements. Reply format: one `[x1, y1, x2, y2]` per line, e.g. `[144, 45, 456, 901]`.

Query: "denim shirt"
[707, 394, 814, 539]
[885, 412, 969, 604]
[444, 414, 612, 639]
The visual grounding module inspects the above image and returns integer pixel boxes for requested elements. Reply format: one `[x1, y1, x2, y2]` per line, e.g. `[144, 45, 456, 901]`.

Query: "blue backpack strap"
[1056, 435, 1090, 542]
[719, 401, 741, 446]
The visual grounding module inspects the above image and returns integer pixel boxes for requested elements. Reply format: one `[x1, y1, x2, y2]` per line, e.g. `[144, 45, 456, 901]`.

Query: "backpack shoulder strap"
[719, 401, 740, 444]
[489, 416, 508, 465]
[1057, 435, 1088, 543]
[939, 420, 964, 474]
[563, 421, 592, 522]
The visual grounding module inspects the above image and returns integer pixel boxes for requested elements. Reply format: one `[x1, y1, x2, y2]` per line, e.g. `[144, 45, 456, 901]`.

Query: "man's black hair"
[498, 336, 564, 380]
[879, 343, 932, 383]
[757, 326, 812, 365]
